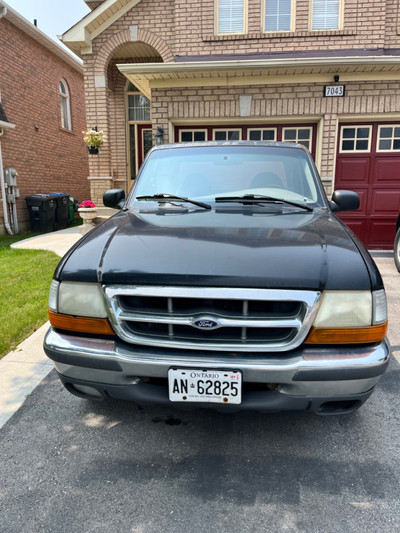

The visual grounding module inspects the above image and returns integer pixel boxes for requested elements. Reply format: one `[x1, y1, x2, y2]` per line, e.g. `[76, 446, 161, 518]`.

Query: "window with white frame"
[179, 130, 207, 142]
[59, 80, 71, 130]
[340, 126, 372, 153]
[127, 83, 150, 121]
[377, 125, 400, 152]
[265, 0, 292, 32]
[312, 0, 339, 30]
[218, 0, 245, 34]
[283, 127, 312, 150]
[213, 129, 242, 141]
[248, 128, 277, 141]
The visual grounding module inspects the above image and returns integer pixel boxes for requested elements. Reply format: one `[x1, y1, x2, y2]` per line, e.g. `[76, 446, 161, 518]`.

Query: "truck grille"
[103, 286, 321, 352]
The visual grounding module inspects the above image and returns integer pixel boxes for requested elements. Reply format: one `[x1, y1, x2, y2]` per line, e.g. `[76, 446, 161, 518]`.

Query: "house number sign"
[324, 85, 346, 97]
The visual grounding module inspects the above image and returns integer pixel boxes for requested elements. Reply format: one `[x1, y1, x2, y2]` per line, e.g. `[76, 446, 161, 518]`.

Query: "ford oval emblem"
[192, 318, 221, 330]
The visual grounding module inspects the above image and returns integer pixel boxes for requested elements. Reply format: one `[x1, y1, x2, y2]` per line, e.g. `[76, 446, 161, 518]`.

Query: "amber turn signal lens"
[49, 310, 115, 336]
[304, 322, 388, 344]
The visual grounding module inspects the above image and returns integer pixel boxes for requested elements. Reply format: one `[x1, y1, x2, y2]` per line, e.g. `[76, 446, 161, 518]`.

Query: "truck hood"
[57, 207, 374, 290]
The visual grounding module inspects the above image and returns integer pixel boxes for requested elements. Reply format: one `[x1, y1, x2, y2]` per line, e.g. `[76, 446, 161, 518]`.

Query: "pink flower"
[79, 200, 96, 208]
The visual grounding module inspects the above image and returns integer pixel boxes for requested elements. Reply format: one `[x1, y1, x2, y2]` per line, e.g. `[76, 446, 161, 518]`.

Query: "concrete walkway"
[0, 227, 82, 429]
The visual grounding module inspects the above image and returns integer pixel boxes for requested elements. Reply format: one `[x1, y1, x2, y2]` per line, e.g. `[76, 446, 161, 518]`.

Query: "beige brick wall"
[90, 0, 399, 60]
[78, 0, 400, 202]
[150, 80, 400, 189]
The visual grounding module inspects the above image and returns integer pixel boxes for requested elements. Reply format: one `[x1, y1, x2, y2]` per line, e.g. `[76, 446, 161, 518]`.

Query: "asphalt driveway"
[1, 253, 399, 533]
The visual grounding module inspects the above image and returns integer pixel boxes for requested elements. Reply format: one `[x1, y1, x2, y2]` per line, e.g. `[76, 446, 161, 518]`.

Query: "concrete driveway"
[0, 253, 399, 533]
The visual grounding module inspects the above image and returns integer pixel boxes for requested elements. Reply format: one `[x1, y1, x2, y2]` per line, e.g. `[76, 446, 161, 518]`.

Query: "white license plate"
[168, 369, 242, 404]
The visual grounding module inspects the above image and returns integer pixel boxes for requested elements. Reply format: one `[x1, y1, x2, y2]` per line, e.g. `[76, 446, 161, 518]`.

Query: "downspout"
[0, 131, 14, 235]
[0, 5, 7, 18]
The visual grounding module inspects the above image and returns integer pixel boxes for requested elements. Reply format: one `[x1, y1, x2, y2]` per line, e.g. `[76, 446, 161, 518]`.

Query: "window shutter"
[312, 0, 339, 30]
[218, 0, 244, 33]
[265, 0, 291, 32]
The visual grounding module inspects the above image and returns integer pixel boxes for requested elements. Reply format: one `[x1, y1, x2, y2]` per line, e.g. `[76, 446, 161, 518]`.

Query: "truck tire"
[395, 227, 400, 273]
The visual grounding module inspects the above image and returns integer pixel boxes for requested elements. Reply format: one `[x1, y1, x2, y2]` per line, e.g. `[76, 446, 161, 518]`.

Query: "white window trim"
[262, 0, 295, 33]
[179, 129, 208, 142]
[339, 125, 373, 154]
[212, 128, 243, 140]
[309, 0, 343, 31]
[376, 124, 400, 152]
[126, 84, 151, 123]
[247, 127, 277, 141]
[282, 127, 313, 148]
[59, 79, 71, 131]
[215, 0, 248, 35]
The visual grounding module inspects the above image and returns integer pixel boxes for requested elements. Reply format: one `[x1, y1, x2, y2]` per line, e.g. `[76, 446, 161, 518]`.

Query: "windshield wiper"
[215, 194, 314, 212]
[136, 193, 211, 210]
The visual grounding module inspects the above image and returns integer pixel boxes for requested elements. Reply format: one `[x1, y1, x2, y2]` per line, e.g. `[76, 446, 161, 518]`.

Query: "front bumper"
[44, 328, 391, 414]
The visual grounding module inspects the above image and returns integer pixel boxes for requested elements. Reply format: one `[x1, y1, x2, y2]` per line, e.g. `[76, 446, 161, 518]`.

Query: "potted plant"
[82, 129, 104, 154]
[78, 200, 98, 232]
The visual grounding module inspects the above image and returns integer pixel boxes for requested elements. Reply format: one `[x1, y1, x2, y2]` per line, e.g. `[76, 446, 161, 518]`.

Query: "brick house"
[0, 1, 89, 235]
[61, 0, 400, 248]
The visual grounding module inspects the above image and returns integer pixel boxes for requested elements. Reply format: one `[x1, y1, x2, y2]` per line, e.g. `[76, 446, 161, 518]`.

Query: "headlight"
[305, 289, 388, 344]
[48, 281, 114, 335]
[58, 281, 107, 318]
[313, 291, 372, 328]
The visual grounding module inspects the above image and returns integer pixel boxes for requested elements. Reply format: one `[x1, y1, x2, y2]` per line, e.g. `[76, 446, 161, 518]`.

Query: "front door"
[128, 123, 152, 180]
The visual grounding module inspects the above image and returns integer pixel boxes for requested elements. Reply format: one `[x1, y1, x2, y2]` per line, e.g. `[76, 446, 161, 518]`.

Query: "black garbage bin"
[25, 194, 56, 233]
[49, 193, 70, 230]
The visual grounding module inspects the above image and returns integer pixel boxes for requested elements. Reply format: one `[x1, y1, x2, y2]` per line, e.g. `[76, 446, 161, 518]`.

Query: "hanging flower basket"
[83, 129, 104, 154]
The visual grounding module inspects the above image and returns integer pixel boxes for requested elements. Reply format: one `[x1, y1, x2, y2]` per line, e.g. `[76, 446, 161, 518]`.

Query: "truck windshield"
[131, 145, 324, 207]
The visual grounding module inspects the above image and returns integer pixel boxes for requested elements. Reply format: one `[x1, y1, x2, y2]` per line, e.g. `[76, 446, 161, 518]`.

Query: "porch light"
[155, 127, 164, 145]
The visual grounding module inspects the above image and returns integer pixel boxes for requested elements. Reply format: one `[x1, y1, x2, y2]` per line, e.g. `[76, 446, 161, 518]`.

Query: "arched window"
[59, 79, 71, 130]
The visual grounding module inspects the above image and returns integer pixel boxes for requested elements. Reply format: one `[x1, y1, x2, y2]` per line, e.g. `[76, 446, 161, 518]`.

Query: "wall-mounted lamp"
[154, 127, 164, 146]
[334, 75, 340, 83]
[34, 125, 39, 132]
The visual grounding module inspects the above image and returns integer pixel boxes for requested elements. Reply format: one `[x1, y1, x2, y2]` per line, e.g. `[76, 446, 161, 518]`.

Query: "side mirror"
[103, 189, 126, 210]
[329, 190, 360, 213]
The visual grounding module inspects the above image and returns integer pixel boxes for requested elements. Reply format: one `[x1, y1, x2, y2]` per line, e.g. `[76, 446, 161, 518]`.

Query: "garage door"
[335, 123, 400, 249]
[175, 124, 317, 158]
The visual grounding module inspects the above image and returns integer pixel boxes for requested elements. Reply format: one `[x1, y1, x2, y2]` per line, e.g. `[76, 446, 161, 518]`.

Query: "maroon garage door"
[335, 123, 400, 249]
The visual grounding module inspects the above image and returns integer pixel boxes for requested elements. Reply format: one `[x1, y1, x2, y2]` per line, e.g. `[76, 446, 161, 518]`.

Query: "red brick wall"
[0, 18, 89, 234]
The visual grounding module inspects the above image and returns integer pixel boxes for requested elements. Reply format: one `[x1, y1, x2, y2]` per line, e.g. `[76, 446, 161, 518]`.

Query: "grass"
[0, 233, 61, 359]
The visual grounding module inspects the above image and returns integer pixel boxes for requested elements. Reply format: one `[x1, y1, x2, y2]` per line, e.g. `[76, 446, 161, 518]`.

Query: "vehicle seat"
[250, 172, 284, 190]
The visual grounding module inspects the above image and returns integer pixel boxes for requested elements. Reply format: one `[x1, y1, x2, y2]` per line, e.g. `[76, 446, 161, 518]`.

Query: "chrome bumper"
[44, 328, 390, 399]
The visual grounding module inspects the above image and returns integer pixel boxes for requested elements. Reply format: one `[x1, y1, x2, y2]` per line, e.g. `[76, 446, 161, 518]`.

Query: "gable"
[61, 0, 142, 56]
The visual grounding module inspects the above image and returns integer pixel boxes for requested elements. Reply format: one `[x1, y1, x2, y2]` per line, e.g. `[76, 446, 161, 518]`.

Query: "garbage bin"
[49, 193, 70, 230]
[25, 194, 56, 233]
[68, 196, 75, 224]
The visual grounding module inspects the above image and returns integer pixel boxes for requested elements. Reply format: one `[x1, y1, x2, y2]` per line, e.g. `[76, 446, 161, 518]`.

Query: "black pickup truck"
[44, 142, 390, 415]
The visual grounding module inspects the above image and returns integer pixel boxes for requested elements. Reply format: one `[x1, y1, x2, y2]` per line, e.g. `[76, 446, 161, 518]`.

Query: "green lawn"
[0, 233, 60, 358]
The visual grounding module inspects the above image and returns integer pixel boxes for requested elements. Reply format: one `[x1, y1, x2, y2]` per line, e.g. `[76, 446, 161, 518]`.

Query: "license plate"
[168, 369, 242, 404]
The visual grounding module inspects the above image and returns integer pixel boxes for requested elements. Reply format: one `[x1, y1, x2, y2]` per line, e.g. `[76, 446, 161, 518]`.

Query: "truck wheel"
[395, 228, 400, 273]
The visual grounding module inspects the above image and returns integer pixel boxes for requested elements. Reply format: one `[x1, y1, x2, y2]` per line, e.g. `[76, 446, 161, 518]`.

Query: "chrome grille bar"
[103, 286, 321, 353]
[117, 312, 302, 329]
